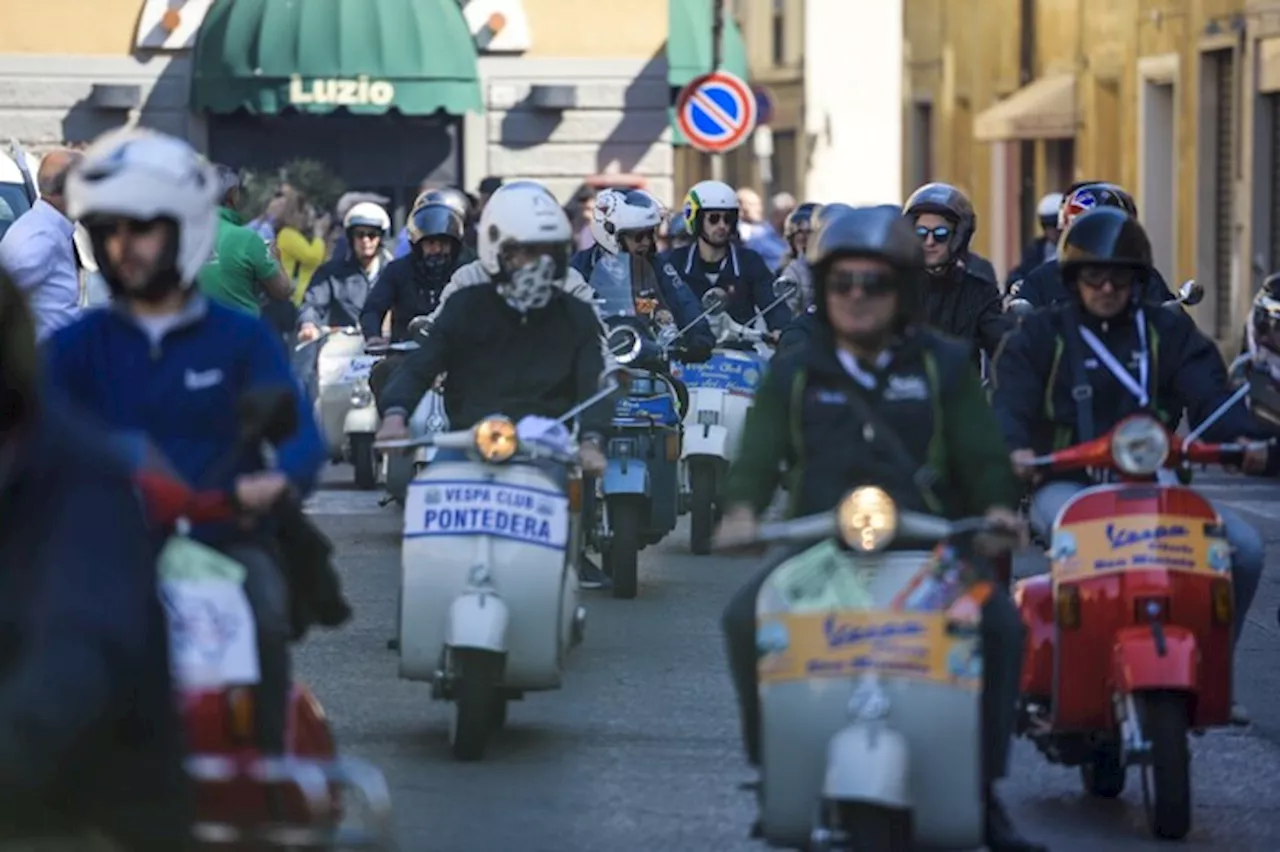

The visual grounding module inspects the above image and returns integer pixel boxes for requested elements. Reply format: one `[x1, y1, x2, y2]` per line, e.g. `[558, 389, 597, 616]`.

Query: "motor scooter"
[724, 487, 1004, 850]
[590, 253, 686, 599]
[131, 387, 393, 849]
[373, 383, 617, 760]
[1013, 407, 1267, 840]
[674, 283, 782, 554]
[299, 326, 385, 489]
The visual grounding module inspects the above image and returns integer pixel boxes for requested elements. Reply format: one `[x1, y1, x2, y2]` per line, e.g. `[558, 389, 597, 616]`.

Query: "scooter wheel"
[351, 433, 378, 489]
[1080, 744, 1127, 798]
[448, 648, 505, 761]
[1138, 690, 1192, 840]
[605, 496, 644, 600]
[688, 461, 716, 556]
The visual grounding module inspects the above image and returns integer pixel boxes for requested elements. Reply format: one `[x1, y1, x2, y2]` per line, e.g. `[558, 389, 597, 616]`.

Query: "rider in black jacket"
[904, 182, 1009, 362]
[1009, 182, 1174, 309]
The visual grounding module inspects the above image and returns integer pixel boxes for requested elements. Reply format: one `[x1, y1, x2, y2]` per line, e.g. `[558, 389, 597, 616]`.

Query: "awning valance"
[973, 74, 1077, 142]
[191, 0, 483, 116]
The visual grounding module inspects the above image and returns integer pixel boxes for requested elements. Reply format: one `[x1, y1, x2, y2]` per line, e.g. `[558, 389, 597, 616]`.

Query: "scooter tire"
[689, 461, 717, 556]
[820, 800, 913, 852]
[1080, 743, 1127, 798]
[605, 496, 644, 600]
[448, 648, 505, 762]
[351, 433, 378, 490]
[1139, 690, 1192, 840]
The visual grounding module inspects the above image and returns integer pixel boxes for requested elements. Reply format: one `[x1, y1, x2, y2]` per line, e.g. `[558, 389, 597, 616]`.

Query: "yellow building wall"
[522, 0, 669, 57]
[0, 0, 142, 54]
[904, 0, 1248, 340]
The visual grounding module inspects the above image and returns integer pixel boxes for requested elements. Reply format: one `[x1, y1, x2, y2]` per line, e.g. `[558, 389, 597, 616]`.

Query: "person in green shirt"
[713, 205, 1045, 852]
[197, 166, 291, 316]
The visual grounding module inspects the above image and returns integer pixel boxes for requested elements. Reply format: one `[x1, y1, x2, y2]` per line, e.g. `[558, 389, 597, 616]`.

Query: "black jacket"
[921, 264, 1009, 361]
[776, 309, 817, 361]
[658, 243, 790, 331]
[991, 302, 1267, 460]
[1012, 258, 1175, 309]
[379, 286, 611, 436]
[359, 247, 475, 341]
[0, 391, 189, 849]
[724, 323, 1019, 521]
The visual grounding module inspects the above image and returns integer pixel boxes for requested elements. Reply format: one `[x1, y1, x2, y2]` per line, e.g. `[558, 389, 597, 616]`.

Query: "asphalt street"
[297, 469, 1280, 851]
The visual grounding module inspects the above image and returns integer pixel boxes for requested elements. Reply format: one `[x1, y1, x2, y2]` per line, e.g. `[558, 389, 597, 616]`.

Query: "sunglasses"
[829, 270, 896, 298]
[86, 216, 164, 236]
[915, 225, 952, 243]
[351, 229, 382, 241]
[1076, 265, 1137, 290]
[704, 211, 737, 226]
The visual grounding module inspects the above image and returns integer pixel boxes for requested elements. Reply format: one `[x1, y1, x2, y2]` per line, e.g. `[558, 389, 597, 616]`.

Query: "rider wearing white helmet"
[569, 188, 714, 360]
[298, 200, 392, 342]
[657, 179, 790, 334]
[375, 179, 611, 475]
[44, 127, 330, 760]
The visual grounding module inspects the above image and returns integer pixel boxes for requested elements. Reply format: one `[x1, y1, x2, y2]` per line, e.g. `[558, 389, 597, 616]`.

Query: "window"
[771, 0, 785, 66]
[907, 102, 934, 189]
[771, 129, 798, 198]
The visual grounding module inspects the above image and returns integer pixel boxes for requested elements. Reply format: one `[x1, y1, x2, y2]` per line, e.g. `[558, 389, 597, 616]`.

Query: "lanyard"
[1078, 309, 1149, 407]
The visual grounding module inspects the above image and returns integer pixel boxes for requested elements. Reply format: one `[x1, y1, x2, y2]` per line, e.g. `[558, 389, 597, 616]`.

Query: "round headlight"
[1110, 414, 1170, 476]
[607, 326, 643, 365]
[473, 416, 518, 463]
[836, 487, 899, 553]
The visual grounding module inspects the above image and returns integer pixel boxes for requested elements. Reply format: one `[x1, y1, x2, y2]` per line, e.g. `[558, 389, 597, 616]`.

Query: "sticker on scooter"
[160, 579, 261, 689]
[404, 479, 570, 550]
[340, 356, 380, 383]
[675, 351, 766, 395]
[1052, 514, 1226, 578]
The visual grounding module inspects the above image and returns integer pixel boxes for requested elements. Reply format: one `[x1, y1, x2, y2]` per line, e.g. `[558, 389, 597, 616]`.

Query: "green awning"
[667, 0, 750, 146]
[191, 0, 483, 116]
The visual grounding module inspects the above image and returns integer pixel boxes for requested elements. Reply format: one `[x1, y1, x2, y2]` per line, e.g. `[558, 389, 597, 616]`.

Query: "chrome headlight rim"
[836, 486, 899, 554]
[1109, 414, 1170, 476]
[607, 326, 643, 365]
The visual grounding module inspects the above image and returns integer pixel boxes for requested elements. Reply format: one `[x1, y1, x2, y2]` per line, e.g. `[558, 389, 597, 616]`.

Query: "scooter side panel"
[756, 546, 984, 849]
[399, 462, 570, 691]
[1050, 484, 1230, 731]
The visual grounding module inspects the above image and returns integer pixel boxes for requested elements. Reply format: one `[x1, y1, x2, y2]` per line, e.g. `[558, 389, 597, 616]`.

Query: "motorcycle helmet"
[681, 179, 738, 236]
[407, 202, 465, 246]
[783, 202, 822, 253]
[1246, 274, 1280, 427]
[1057, 182, 1137, 232]
[68, 128, 219, 299]
[591, 188, 663, 255]
[343, 201, 390, 235]
[1057, 206, 1153, 301]
[1037, 192, 1064, 230]
[477, 180, 573, 314]
[412, 187, 470, 222]
[903, 182, 977, 272]
[808, 205, 925, 329]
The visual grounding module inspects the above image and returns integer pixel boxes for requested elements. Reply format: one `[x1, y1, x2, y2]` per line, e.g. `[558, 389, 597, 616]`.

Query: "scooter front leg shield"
[1111, 625, 1199, 693]
[343, 406, 380, 435]
[824, 723, 912, 810]
[446, 591, 510, 654]
[681, 424, 729, 459]
[602, 457, 650, 496]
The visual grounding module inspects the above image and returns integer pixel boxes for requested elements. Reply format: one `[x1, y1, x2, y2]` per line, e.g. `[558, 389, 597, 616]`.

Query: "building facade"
[0, 0, 685, 212]
[905, 0, 1280, 347]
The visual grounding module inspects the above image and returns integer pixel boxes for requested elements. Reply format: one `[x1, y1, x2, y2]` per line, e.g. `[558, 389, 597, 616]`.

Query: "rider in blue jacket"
[42, 129, 326, 759]
[569, 187, 715, 360]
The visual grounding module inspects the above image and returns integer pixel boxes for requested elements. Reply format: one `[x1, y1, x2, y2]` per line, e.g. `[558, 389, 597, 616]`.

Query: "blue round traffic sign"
[676, 70, 758, 154]
[753, 85, 775, 126]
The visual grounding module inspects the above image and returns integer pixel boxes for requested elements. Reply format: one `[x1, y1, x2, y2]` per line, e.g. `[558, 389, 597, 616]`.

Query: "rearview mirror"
[1178, 279, 1204, 306]
[701, 287, 727, 314]
[407, 315, 433, 337]
[1006, 298, 1035, 317]
[606, 325, 643, 365]
[772, 278, 797, 300]
[237, 385, 298, 446]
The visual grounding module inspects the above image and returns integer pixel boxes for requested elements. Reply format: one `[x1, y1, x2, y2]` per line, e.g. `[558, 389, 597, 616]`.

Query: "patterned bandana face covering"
[498, 254, 557, 313]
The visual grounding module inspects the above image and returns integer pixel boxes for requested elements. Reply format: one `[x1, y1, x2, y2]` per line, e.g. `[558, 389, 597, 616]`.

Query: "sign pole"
[710, 0, 726, 182]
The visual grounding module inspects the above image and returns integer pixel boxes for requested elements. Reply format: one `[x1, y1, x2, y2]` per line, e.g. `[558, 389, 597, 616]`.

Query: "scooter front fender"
[603, 457, 649, 496]
[1112, 624, 1199, 693]
[681, 424, 729, 459]
[446, 591, 509, 654]
[823, 722, 911, 809]
[343, 405, 379, 435]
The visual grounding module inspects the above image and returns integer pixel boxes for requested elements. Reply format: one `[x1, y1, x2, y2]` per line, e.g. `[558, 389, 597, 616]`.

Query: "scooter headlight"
[1110, 414, 1169, 476]
[836, 486, 898, 553]
[473, 416, 518, 463]
[607, 326, 643, 365]
[350, 377, 373, 408]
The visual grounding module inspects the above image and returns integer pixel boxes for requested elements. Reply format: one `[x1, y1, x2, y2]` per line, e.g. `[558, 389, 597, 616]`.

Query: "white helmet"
[590, 188, 663, 255]
[681, 179, 738, 232]
[478, 180, 573, 313]
[67, 129, 219, 287]
[1036, 192, 1064, 220]
[343, 201, 390, 233]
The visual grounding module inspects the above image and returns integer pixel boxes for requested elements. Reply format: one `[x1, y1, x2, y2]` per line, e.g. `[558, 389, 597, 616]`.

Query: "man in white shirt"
[0, 149, 83, 340]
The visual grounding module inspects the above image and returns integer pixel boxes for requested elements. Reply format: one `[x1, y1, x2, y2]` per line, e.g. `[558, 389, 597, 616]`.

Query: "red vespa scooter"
[130, 389, 395, 849]
[1013, 411, 1265, 840]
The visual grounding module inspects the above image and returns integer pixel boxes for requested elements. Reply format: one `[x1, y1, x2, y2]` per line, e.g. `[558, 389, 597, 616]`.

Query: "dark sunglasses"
[350, 229, 382, 241]
[915, 225, 952, 243]
[1076, 265, 1137, 290]
[85, 216, 165, 236]
[828, 270, 896, 298]
[705, 211, 737, 226]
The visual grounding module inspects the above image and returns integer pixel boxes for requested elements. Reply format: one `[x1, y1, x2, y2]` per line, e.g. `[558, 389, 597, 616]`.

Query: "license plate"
[405, 479, 570, 550]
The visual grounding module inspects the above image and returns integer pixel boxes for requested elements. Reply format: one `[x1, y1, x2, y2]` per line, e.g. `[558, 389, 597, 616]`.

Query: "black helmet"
[1058, 206, 1152, 271]
[808, 205, 925, 326]
[414, 187, 471, 222]
[904, 182, 977, 258]
[407, 203, 465, 245]
[783, 202, 822, 241]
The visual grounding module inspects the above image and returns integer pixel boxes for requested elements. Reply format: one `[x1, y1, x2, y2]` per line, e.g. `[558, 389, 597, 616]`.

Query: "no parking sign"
[675, 70, 758, 155]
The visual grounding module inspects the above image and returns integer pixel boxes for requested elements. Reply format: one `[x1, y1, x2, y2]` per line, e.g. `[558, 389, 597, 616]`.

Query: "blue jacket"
[43, 297, 325, 521]
[569, 247, 716, 356]
[0, 389, 189, 847]
[657, 243, 790, 331]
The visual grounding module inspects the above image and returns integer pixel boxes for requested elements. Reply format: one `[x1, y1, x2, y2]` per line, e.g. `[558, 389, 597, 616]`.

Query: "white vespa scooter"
[726, 486, 1003, 850]
[374, 383, 616, 761]
[302, 327, 384, 488]
[676, 281, 788, 554]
